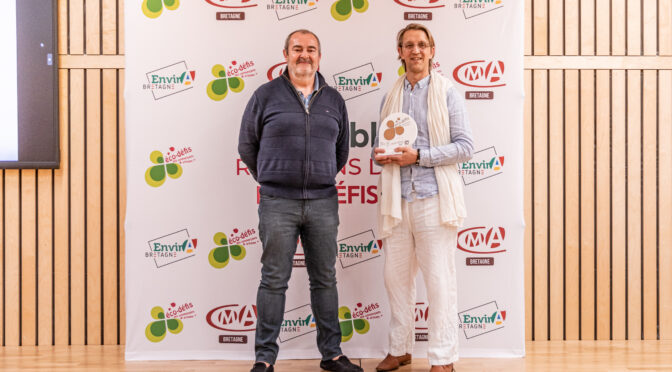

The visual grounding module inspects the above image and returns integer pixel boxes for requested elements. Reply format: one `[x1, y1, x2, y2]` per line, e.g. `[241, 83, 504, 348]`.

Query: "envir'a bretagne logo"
[207, 65, 245, 101]
[383, 119, 405, 141]
[331, 0, 368, 21]
[142, 0, 179, 18]
[338, 306, 370, 342]
[145, 306, 183, 342]
[208, 232, 247, 268]
[145, 150, 183, 187]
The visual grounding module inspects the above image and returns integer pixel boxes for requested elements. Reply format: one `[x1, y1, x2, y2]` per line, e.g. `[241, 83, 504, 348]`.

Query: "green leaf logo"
[338, 306, 370, 342]
[145, 150, 183, 187]
[331, 0, 369, 21]
[208, 232, 247, 268]
[207, 65, 245, 101]
[145, 306, 184, 342]
[142, 0, 179, 18]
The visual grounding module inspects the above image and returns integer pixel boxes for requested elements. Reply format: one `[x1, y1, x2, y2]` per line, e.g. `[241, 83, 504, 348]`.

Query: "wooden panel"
[626, 70, 642, 340]
[86, 69, 102, 345]
[103, 0, 118, 54]
[69, 0, 84, 55]
[54, 70, 70, 345]
[643, 0, 657, 55]
[85, 0, 100, 54]
[626, 0, 642, 55]
[595, 70, 611, 340]
[533, 0, 548, 55]
[21, 170, 37, 346]
[564, 69, 580, 340]
[611, 70, 627, 340]
[102, 69, 119, 345]
[524, 70, 533, 341]
[565, 0, 579, 55]
[579, 70, 596, 340]
[612, 0, 626, 55]
[525, 0, 532, 55]
[580, 0, 595, 54]
[661, 0, 672, 55]
[37, 170, 53, 346]
[596, 0, 610, 55]
[58, 0, 68, 55]
[549, 70, 564, 340]
[659, 70, 672, 339]
[119, 0, 125, 55]
[4, 170, 20, 346]
[533, 69, 548, 340]
[641, 70, 657, 339]
[70, 69, 86, 345]
[548, 0, 563, 55]
[524, 56, 672, 70]
[119, 69, 126, 345]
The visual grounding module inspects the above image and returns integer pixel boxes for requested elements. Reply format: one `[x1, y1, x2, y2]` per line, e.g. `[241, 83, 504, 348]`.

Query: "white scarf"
[378, 71, 467, 238]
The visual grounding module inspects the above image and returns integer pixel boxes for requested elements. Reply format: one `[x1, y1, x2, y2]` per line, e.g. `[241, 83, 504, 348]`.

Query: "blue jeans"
[254, 194, 342, 364]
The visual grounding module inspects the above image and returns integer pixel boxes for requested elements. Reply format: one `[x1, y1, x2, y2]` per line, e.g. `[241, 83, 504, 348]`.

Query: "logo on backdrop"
[332, 63, 382, 100]
[145, 150, 184, 187]
[143, 62, 195, 100]
[337, 230, 382, 269]
[267, 0, 320, 20]
[225, 59, 258, 78]
[457, 226, 506, 266]
[206, 0, 259, 20]
[458, 146, 504, 185]
[207, 64, 245, 101]
[458, 301, 506, 339]
[267, 62, 287, 80]
[145, 301, 196, 342]
[331, 0, 369, 21]
[208, 231, 247, 268]
[142, 0, 179, 18]
[279, 304, 317, 343]
[207, 304, 257, 343]
[453, 60, 505, 100]
[339, 302, 381, 342]
[415, 302, 429, 341]
[453, 0, 504, 20]
[394, 0, 445, 20]
[146, 229, 198, 268]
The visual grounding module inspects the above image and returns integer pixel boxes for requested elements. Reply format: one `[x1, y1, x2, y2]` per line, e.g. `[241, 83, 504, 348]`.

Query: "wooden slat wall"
[0, 0, 670, 346]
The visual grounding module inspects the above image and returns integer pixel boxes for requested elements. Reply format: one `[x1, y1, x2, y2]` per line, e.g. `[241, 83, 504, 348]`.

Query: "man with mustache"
[238, 30, 360, 372]
[373, 24, 473, 372]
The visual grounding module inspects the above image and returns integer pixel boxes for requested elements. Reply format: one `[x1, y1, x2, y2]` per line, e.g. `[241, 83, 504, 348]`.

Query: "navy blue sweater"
[238, 70, 349, 199]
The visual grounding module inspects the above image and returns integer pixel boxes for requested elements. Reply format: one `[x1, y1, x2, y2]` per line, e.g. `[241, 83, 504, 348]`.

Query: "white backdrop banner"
[125, 0, 525, 361]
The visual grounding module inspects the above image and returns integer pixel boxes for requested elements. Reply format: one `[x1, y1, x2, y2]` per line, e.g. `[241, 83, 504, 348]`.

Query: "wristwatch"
[415, 149, 421, 166]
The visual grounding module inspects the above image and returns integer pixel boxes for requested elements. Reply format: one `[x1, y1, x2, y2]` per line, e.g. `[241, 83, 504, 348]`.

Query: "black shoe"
[250, 361, 274, 372]
[320, 355, 363, 372]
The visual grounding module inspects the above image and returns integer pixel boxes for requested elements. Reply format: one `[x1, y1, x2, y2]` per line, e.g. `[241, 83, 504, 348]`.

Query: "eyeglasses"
[402, 42, 431, 51]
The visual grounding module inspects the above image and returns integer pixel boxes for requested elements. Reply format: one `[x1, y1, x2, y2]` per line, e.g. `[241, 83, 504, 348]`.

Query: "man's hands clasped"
[374, 146, 418, 167]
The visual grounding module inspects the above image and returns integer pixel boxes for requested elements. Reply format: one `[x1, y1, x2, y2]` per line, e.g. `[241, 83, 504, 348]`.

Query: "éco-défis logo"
[332, 63, 382, 101]
[268, 0, 320, 21]
[339, 302, 381, 342]
[206, 304, 257, 344]
[146, 228, 198, 268]
[453, 60, 505, 100]
[453, 0, 504, 19]
[144, 61, 195, 100]
[142, 0, 179, 18]
[144, 150, 183, 187]
[207, 64, 245, 101]
[458, 300, 506, 339]
[145, 301, 196, 342]
[337, 230, 383, 269]
[459, 146, 504, 184]
[208, 231, 248, 268]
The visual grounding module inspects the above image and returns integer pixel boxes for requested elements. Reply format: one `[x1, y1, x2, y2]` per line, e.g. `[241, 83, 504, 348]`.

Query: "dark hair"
[396, 23, 435, 71]
[284, 29, 321, 55]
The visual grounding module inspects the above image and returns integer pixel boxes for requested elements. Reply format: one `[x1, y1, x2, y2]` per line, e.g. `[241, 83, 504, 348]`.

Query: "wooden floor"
[1, 341, 672, 371]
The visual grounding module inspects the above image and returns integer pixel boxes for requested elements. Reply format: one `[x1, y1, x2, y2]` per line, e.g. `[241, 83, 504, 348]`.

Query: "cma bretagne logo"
[206, 304, 258, 332]
[205, 0, 258, 8]
[457, 226, 506, 254]
[142, 0, 179, 18]
[333, 63, 382, 101]
[394, 0, 445, 8]
[331, 0, 369, 21]
[453, 60, 505, 88]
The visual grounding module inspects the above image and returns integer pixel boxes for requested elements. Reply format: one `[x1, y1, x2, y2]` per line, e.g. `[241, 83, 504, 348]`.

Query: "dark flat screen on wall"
[0, 0, 59, 169]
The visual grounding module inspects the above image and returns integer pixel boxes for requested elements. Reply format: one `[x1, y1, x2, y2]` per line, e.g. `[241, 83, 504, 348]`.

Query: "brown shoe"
[375, 353, 412, 371]
[429, 364, 454, 372]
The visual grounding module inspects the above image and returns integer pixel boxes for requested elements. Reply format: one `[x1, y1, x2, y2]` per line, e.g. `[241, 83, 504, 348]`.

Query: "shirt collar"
[312, 72, 320, 93]
[404, 74, 431, 91]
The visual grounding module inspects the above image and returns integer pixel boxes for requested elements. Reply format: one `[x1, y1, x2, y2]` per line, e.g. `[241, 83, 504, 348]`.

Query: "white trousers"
[383, 195, 459, 365]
